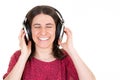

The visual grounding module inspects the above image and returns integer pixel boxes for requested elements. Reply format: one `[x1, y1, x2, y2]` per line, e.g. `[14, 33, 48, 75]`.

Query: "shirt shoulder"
[3, 50, 21, 79]
[11, 50, 21, 61]
[60, 49, 79, 80]
[60, 49, 73, 68]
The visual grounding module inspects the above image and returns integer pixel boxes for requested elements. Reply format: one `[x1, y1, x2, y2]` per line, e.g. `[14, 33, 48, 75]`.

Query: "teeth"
[39, 38, 49, 41]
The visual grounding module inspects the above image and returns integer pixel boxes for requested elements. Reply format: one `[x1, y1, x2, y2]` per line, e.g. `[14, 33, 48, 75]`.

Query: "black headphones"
[23, 6, 65, 43]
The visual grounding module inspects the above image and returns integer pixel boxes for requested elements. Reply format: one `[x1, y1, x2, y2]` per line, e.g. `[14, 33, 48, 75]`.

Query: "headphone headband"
[54, 8, 64, 23]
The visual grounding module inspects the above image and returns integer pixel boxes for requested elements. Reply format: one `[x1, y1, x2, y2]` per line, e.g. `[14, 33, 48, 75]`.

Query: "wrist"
[65, 47, 76, 55]
[20, 53, 30, 60]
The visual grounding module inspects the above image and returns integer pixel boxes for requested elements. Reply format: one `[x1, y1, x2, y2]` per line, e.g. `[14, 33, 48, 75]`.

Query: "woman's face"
[31, 14, 56, 49]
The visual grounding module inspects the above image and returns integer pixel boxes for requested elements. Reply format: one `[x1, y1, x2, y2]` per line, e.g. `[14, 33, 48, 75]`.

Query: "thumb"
[28, 41, 32, 50]
[58, 39, 62, 46]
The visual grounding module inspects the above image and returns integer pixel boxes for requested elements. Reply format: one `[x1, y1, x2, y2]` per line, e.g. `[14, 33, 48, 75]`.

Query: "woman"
[3, 5, 96, 80]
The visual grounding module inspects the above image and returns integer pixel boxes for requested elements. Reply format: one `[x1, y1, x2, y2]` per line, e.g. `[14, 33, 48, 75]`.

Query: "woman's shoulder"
[10, 50, 21, 61]
[60, 49, 72, 63]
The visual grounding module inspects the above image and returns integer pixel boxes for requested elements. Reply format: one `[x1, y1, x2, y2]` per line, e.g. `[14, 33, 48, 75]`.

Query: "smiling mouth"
[39, 37, 49, 41]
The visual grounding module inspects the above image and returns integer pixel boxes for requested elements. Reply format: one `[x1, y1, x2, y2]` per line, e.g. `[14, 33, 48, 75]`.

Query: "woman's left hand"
[58, 27, 74, 51]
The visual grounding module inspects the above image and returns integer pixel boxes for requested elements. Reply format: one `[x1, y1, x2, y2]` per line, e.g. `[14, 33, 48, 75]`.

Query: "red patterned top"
[3, 50, 79, 80]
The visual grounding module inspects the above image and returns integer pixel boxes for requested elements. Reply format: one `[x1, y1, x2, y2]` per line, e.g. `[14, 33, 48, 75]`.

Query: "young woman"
[3, 5, 96, 80]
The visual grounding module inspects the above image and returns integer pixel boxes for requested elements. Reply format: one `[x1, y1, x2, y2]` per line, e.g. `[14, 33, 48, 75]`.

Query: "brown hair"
[26, 5, 65, 59]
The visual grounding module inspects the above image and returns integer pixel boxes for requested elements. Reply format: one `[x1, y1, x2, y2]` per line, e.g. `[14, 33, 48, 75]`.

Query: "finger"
[58, 39, 62, 45]
[64, 27, 72, 40]
[21, 33, 26, 45]
[19, 29, 25, 47]
[64, 28, 72, 36]
[18, 29, 25, 41]
[27, 41, 32, 52]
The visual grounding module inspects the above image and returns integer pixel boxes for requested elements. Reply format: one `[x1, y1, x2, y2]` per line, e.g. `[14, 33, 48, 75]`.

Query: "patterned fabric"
[3, 50, 79, 80]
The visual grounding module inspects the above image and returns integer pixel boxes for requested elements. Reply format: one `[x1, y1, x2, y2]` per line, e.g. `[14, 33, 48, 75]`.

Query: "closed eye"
[46, 26, 52, 28]
[34, 26, 40, 28]
[46, 23, 54, 28]
[33, 23, 41, 28]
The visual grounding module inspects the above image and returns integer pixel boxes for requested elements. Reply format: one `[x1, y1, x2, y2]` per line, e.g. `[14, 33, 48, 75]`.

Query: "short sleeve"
[3, 50, 21, 79]
[65, 55, 79, 80]
[61, 49, 79, 80]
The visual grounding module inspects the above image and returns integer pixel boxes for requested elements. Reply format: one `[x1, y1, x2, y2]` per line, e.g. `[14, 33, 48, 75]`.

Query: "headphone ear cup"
[26, 23, 32, 41]
[56, 22, 61, 39]
[56, 22, 64, 41]
[23, 20, 32, 41]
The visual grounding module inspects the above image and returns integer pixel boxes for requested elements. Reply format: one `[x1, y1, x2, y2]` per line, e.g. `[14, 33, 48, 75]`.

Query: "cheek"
[50, 30, 56, 37]
[31, 30, 38, 39]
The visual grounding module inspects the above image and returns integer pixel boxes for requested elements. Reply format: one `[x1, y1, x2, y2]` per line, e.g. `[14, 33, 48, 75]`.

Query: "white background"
[0, 0, 120, 80]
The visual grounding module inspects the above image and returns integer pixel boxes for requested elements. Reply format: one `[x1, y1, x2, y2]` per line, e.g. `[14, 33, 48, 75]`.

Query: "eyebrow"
[33, 23, 54, 26]
[46, 23, 54, 25]
[33, 23, 40, 26]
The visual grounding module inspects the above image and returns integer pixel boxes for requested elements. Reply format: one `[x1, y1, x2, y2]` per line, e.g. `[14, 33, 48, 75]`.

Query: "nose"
[40, 28, 46, 35]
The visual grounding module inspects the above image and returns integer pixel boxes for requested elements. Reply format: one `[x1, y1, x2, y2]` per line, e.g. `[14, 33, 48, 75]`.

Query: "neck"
[33, 46, 56, 62]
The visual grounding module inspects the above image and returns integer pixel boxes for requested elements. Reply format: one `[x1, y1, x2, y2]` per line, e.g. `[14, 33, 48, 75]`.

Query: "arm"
[59, 28, 96, 80]
[4, 53, 29, 80]
[66, 48, 96, 80]
[4, 30, 31, 80]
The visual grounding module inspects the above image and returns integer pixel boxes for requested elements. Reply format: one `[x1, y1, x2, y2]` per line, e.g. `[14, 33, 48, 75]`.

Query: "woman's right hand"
[18, 29, 32, 58]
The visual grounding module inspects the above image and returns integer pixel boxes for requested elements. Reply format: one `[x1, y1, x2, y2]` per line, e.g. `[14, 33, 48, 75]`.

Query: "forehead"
[32, 14, 55, 24]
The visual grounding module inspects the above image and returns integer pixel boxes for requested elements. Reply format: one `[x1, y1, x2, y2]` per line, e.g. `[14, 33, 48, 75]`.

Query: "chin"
[37, 44, 52, 49]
